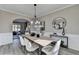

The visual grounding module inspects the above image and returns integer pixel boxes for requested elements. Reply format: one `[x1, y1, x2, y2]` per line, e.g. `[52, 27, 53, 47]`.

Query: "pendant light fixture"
[31, 4, 40, 25]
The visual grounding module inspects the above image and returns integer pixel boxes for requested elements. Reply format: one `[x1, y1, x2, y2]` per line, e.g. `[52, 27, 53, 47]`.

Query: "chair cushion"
[26, 42, 39, 52]
[42, 39, 61, 55]
[42, 45, 54, 55]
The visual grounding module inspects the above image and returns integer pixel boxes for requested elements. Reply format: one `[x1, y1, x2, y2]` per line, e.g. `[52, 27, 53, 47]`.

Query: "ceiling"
[0, 4, 74, 18]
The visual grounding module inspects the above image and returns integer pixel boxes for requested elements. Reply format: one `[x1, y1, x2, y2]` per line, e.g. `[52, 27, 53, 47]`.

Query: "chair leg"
[38, 46, 42, 55]
[32, 50, 39, 55]
[35, 48, 40, 55]
[58, 47, 61, 55]
[24, 49, 39, 55]
[20, 45, 26, 54]
[25, 51, 34, 55]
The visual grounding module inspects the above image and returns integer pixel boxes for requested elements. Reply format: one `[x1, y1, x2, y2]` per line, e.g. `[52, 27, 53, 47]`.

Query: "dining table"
[22, 34, 58, 55]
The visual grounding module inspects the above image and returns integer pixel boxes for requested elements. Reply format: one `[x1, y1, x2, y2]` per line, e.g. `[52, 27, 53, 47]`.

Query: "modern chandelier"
[31, 4, 40, 25]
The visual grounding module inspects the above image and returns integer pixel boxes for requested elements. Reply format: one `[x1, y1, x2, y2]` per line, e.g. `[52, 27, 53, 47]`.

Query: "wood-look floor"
[0, 38, 79, 55]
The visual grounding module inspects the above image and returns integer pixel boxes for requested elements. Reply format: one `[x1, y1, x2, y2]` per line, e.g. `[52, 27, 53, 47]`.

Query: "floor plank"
[0, 38, 79, 55]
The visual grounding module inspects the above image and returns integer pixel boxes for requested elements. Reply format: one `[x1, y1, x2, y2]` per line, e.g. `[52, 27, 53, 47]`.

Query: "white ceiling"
[0, 4, 74, 18]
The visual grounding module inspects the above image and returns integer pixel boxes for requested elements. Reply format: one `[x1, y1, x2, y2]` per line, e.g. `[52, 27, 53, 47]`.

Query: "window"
[12, 24, 21, 32]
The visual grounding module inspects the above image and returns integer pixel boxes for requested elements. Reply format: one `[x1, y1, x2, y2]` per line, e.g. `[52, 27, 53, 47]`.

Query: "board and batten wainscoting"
[43, 32, 79, 51]
[0, 33, 13, 46]
[0, 32, 79, 52]
[68, 34, 79, 51]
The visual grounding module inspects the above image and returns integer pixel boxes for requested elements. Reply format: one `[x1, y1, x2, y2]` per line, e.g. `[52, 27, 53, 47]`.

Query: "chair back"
[23, 38, 32, 50]
[19, 35, 25, 46]
[52, 39, 61, 55]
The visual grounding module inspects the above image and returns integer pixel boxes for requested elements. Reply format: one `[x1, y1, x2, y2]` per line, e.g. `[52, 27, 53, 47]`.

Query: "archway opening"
[12, 19, 30, 47]
[12, 19, 30, 37]
[12, 19, 30, 38]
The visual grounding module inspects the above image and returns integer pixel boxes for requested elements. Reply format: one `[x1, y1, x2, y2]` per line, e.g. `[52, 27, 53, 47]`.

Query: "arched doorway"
[12, 19, 30, 36]
[12, 19, 30, 47]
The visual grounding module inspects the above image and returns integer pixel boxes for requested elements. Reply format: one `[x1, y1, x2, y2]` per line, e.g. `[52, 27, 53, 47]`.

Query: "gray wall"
[39, 5, 79, 35]
[0, 9, 30, 46]
[0, 10, 30, 33]
[38, 5, 79, 51]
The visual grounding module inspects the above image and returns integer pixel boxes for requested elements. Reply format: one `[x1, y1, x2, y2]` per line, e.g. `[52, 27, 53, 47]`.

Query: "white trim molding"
[39, 4, 76, 18]
[0, 33, 13, 46]
[44, 32, 79, 51]
[0, 7, 31, 18]
[68, 34, 79, 51]
[0, 4, 76, 18]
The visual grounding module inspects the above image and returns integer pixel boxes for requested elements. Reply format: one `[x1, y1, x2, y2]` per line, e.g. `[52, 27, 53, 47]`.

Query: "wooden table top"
[23, 35, 58, 47]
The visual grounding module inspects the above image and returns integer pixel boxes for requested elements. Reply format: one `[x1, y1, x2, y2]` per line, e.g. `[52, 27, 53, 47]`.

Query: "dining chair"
[19, 35, 25, 46]
[24, 37, 39, 55]
[42, 39, 61, 55]
[19, 35, 26, 52]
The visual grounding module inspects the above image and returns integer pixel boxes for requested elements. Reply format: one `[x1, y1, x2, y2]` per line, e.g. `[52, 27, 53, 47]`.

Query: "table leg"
[39, 45, 42, 55]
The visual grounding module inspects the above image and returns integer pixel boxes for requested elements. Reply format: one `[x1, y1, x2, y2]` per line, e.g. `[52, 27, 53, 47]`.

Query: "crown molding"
[0, 4, 76, 19]
[38, 4, 76, 18]
[0, 7, 32, 19]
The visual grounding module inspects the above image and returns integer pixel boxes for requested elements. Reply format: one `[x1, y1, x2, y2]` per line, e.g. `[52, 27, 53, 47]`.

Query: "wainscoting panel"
[68, 34, 79, 51]
[44, 32, 79, 51]
[0, 33, 13, 46]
